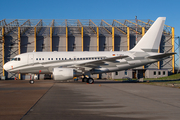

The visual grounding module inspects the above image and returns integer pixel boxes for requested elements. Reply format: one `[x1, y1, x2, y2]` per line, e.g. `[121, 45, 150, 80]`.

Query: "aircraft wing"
[75, 55, 129, 68]
[147, 53, 176, 59]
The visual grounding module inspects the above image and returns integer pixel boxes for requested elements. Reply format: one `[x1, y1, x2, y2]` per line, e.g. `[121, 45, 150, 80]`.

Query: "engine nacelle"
[53, 68, 74, 80]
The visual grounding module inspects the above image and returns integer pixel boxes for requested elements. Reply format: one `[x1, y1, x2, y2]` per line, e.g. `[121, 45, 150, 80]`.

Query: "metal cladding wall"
[0, 19, 176, 79]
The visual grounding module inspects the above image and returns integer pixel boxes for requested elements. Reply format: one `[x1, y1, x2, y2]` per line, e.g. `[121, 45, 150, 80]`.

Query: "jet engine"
[53, 68, 74, 80]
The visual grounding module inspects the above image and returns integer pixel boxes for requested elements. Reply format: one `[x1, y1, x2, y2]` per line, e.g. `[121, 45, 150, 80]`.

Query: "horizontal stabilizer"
[147, 53, 176, 59]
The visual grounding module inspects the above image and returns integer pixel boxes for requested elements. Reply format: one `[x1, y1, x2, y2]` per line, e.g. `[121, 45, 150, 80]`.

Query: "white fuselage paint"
[3, 51, 159, 75]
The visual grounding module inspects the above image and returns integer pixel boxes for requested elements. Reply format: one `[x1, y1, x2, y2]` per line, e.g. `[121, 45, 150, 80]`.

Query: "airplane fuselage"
[4, 51, 159, 75]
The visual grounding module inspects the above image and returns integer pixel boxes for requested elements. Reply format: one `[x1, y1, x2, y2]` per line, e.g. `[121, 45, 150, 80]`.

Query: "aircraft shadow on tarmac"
[56, 80, 138, 84]
[55, 79, 180, 84]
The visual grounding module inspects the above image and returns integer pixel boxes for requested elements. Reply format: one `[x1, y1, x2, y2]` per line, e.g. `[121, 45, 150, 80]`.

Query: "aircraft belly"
[19, 68, 50, 74]
[11, 64, 51, 74]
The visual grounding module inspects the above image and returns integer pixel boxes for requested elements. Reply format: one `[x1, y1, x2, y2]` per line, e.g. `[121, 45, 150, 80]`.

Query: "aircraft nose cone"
[3, 62, 10, 71]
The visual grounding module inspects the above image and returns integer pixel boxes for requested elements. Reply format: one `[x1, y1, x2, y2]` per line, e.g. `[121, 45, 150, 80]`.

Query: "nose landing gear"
[29, 80, 34, 84]
[29, 74, 35, 84]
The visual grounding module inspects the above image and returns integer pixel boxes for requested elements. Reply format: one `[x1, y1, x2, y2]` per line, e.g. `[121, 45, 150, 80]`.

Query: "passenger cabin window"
[48, 58, 50, 60]
[42, 58, 44, 60]
[51, 58, 53, 60]
[39, 58, 41, 60]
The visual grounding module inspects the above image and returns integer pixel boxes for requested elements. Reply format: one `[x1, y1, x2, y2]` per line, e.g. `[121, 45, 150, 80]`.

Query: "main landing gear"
[82, 76, 94, 84]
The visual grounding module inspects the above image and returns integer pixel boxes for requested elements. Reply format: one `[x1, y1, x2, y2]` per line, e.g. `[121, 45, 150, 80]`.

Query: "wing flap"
[77, 55, 129, 67]
[103, 55, 129, 62]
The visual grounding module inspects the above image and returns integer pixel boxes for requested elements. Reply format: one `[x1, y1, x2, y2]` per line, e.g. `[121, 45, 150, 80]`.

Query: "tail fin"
[130, 17, 166, 52]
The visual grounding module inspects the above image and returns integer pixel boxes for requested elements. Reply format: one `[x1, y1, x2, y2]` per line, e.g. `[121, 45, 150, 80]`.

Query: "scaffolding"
[0, 19, 177, 79]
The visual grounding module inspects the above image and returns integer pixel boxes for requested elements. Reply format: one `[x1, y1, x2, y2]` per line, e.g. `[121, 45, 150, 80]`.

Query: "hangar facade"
[0, 19, 177, 80]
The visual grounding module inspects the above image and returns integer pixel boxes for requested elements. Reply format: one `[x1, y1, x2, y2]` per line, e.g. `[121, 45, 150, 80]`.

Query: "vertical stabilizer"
[130, 17, 166, 52]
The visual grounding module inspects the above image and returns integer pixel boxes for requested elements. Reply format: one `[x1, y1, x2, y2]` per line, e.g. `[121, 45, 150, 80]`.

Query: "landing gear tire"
[29, 80, 34, 84]
[87, 78, 94, 84]
[82, 77, 88, 82]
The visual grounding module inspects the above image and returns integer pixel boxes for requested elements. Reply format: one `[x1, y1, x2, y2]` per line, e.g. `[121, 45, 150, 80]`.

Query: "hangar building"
[0, 19, 178, 80]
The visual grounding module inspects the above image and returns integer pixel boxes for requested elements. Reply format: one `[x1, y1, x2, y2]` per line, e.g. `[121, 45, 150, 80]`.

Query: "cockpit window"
[11, 58, 17, 61]
[11, 57, 20, 61]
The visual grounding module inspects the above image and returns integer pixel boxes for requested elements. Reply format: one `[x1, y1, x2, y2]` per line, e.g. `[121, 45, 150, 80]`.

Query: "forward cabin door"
[28, 54, 34, 65]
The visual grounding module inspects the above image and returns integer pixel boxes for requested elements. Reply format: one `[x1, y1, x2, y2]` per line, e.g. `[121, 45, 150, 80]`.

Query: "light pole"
[135, 16, 138, 45]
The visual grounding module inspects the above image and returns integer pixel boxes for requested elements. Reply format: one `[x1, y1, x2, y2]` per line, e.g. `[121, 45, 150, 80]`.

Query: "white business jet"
[3, 17, 175, 84]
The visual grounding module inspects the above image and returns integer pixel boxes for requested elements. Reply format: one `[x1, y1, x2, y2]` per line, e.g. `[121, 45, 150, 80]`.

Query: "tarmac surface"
[1, 80, 180, 120]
